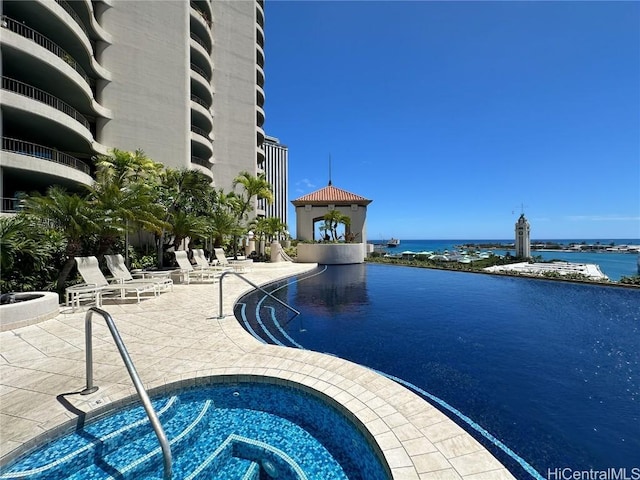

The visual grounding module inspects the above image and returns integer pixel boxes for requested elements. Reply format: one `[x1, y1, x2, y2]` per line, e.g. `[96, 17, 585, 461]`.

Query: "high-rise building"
[515, 213, 531, 258]
[0, 0, 265, 210]
[262, 135, 288, 230]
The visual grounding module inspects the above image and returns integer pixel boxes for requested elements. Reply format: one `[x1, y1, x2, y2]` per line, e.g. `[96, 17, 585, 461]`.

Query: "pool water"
[236, 264, 640, 480]
[0, 381, 388, 480]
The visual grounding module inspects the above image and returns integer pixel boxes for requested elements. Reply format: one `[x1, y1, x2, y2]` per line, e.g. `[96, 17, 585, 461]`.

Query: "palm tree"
[322, 209, 351, 242]
[168, 211, 210, 251]
[265, 217, 287, 242]
[231, 171, 273, 257]
[94, 148, 163, 188]
[156, 168, 215, 262]
[23, 187, 100, 294]
[209, 190, 241, 248]
[90, 149, 167, 261]
[232, 171, 274, 220]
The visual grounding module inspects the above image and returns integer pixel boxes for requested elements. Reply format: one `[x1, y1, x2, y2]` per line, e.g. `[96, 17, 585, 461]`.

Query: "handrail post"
[218, 270, 300, 319]
[82, 314, 98, 395]
[80, 307, 172, 479]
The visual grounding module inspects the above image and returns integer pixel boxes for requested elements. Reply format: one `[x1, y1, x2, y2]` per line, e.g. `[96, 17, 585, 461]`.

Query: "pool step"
[207, 457, 258, 480]
[0, 396, 180, 480]
[65, 399, 212, 480]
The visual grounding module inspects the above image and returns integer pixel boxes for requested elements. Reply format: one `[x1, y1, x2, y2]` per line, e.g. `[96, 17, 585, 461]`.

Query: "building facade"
[262, 135, 288, 230]
[515, 213, 531, 258]
[0, 0, 265, 210]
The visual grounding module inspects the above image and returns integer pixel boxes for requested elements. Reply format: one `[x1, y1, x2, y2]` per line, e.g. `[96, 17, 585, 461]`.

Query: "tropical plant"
[231, 171, 273, 257]
[265, 217, 287, 242]
[22, 186, 100, 294]
[208, 190, 241, 248]
[322, 209, 351, 242]
[232, 171, 273, 221]
[90, 149, 168, 261]
[157, 168, 216, 257]
[0, 215, 65, 293]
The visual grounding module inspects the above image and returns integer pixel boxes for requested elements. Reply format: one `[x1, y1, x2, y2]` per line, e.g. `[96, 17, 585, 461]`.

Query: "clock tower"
[515, 214, 531, 258]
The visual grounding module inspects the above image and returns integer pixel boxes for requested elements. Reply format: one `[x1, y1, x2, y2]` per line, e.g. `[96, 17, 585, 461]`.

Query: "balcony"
[2, 137, 90, 174]
[256, 105, 265, 128]
[190, 1, 211, 28]
[54, 0, 89, 37]
[191, 155, 212, 168]
[1, 15, 93, 90]
[190, 62, 211, 83]
[191, 126, 213, 158]
[256, 83, 265, 107]
[190, 37, 213, 80]
[3, 77, 91, 131]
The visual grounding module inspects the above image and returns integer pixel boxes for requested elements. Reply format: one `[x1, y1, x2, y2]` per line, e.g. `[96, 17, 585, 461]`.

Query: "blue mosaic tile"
[0, 382, 388, 480]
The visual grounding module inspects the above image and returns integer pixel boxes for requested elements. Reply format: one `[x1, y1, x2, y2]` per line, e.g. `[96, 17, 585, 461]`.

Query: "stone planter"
[296, 243, 365, 264]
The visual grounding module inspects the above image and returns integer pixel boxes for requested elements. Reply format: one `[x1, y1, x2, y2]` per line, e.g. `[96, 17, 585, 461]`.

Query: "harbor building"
[262, 135, 289, 231]
[0, 0, 266, 210]
[515, 213, 531, 258]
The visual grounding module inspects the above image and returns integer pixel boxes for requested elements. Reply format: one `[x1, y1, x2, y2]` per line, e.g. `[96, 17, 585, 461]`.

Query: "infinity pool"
[0, 381, 388, 480]
[236, 264, 640, 480]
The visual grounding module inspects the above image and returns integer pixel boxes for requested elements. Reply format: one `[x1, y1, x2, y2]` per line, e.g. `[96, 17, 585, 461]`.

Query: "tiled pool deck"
[0, 261, 515, 479]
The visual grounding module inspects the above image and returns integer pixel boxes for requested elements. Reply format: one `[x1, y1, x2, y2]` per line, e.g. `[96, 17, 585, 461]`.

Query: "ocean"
[371, 239, 640, 281]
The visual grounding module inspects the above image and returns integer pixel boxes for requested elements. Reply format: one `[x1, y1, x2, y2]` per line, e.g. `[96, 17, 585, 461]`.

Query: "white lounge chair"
[213, 248, 252, 273]
[192, 249, 233, 273]
[104, 254, 173, 293]
[66, 256, 157, 310]
[173, 251, 220, 284]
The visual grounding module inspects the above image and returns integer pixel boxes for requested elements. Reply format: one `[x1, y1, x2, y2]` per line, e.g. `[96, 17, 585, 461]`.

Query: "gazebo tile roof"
[292, 184, 372, 205]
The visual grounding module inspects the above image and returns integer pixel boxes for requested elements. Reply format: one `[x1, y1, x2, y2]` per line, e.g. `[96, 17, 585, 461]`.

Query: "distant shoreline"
[365, 257, 640, 289]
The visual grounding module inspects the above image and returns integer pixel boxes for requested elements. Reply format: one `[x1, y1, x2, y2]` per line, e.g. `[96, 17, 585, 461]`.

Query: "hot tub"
[0, 292, 60, 332]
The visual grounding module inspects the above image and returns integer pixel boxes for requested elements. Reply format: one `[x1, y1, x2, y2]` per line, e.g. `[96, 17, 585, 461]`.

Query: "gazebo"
[291, 182, 372, 264]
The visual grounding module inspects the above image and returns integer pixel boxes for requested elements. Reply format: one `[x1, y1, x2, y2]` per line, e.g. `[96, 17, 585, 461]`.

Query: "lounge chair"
[173, 251, 220, 284]
[104, 254, 173, 293]
[192, 249, 233, 273]
[212, 248, 252, 273]
[66, 256, 158, 310]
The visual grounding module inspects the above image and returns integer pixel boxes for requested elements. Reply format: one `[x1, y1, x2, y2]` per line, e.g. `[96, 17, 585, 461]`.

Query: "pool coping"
[0, 261, 516, 479]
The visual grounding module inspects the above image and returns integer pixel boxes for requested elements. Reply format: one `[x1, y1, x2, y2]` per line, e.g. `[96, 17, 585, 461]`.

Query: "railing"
[82, 307, 172, 480]
[190, 1, 211, 27]
[190, 62, 210, 81]
[217, 270, 300, 319]
[190, 125, 210, 139]
[191, 155, 210, 168]
[1, 197, 21, 213]
[190, 94, 209, 109]
[2, 77, 91, 129]
[2, 137, 91, 175]
[190, 32, 209, 53]
[1, 15, 93, 87]
[54, 0, 89, 36]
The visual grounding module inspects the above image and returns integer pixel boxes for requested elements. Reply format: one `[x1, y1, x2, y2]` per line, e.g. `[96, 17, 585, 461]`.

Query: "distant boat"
[387, 238, 400, 248]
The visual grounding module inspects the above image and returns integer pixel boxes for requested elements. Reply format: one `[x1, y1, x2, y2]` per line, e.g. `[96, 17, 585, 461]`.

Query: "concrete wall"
[98, 1, 190, 169]
[297, 243, 365, 264]
[211, 0, 258, 192]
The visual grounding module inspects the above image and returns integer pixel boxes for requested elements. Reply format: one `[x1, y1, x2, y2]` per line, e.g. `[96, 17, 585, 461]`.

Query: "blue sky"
[263, 1, 640, 240]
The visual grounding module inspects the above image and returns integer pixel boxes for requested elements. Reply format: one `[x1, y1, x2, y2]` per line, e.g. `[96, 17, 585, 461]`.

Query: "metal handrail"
[81, 307, 172, 480]
[2, 137, 91, 174]
[2, 76, 91, 129]
[1, 15, 93, 87]
[218, 270, 300, 319]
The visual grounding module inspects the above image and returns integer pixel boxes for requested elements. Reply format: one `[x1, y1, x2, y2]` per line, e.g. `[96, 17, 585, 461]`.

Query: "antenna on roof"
[328, 154, 332, 186]
[512, 202, 528, 215]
